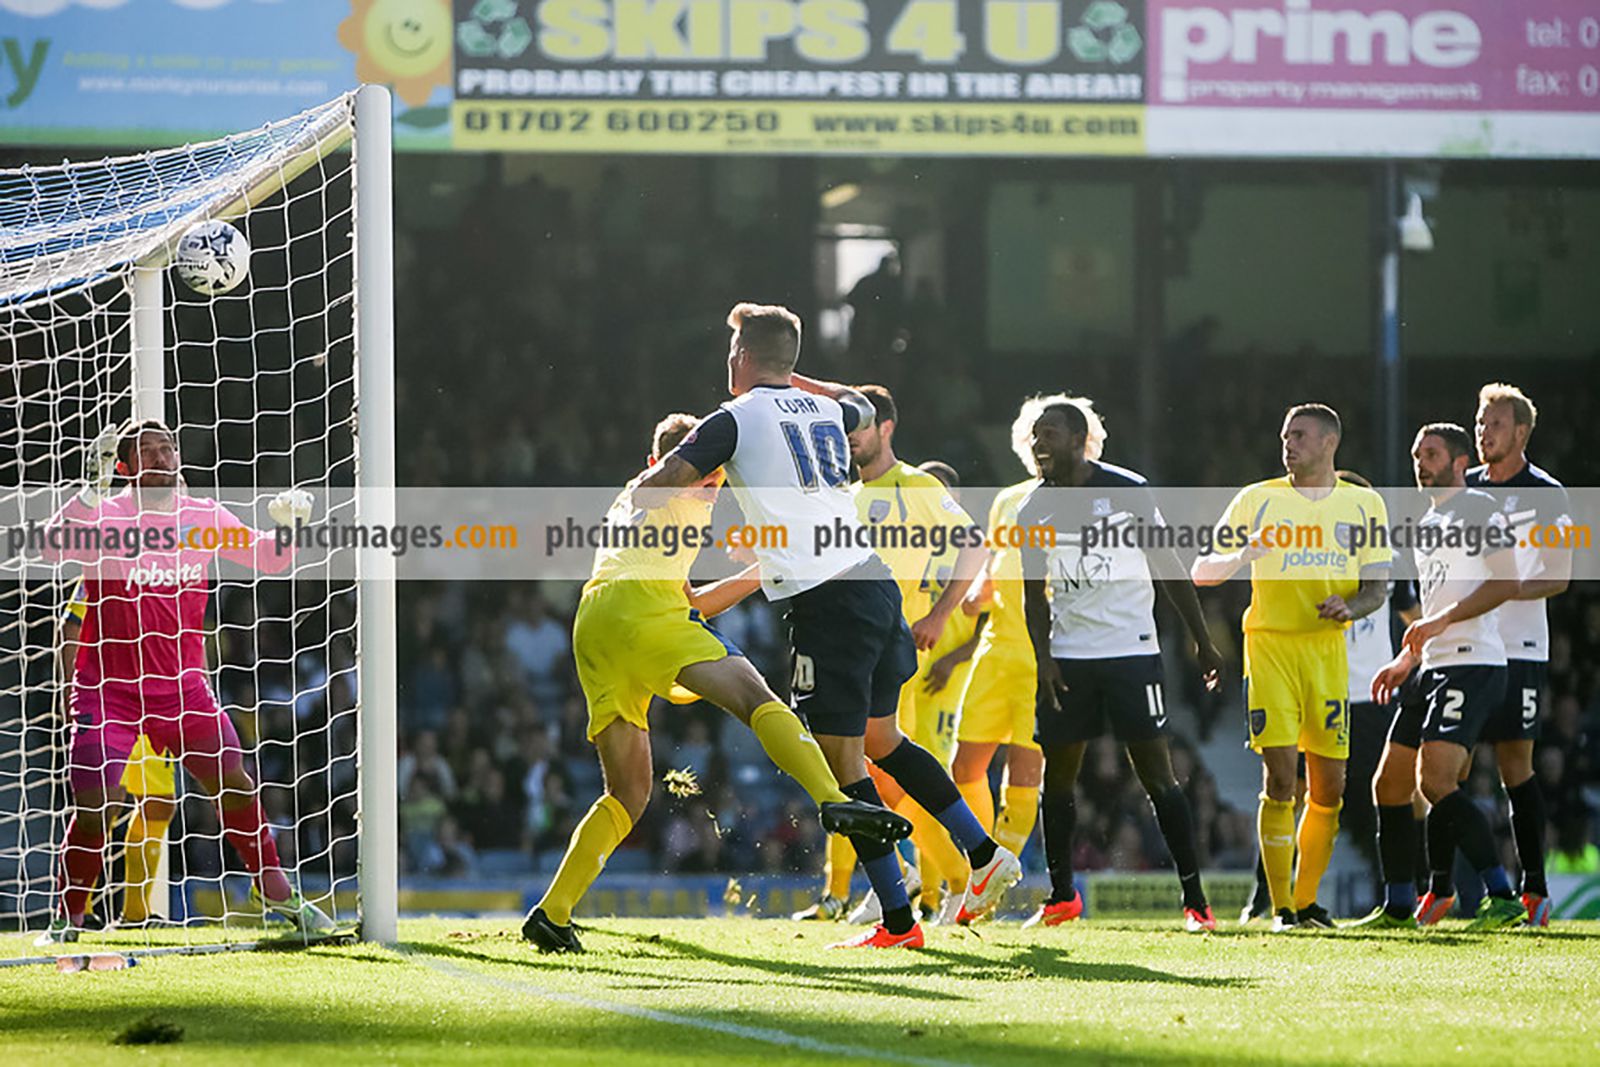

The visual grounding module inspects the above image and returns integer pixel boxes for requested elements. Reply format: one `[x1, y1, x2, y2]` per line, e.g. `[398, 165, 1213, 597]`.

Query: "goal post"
[353, 84, 398, 947]
[0, 86, 397, 959]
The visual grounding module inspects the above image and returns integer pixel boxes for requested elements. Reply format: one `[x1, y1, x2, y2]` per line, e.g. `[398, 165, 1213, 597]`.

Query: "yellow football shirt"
[585, 488, 716, 599]
[973, 479, 1038, 658]
[856, 462, 977, 625]
[63, 585, 87, 623]
[1219, 477, 1392, 634]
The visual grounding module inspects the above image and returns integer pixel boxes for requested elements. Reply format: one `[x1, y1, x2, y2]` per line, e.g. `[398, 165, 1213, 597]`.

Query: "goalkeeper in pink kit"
[36, 419, 333, 944]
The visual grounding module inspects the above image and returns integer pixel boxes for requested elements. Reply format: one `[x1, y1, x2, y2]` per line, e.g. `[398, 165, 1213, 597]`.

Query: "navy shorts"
[1386, 671, 1426, 750]
[1477, 659, 1546, 743]
[1390, 665, 1507, 750]
[1035, 654, 1167, 747]
[785, 556, 917, 739]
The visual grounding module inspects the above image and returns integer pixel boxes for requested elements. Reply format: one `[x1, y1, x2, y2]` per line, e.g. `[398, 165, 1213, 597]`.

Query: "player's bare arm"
[1513, 537, 1572, 601]
[961, 553, 996, 615]
[1148, 545, 1223, 691]
[1317, 564, 1392, 622]
[790, 372, 875, 432]
[1189, 537, 1270, 586]
[684, 564, 761, 618]
[630, 454, 709, 512]
[1023, 577, 1065, 710]
[1371, 645, 1417, 705]
[1401, 546, 1521, 657]
[922, 614, 987, 695]
[911, 539, 986, 651]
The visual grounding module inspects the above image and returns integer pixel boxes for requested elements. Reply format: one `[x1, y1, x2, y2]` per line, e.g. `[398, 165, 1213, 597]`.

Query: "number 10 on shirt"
[781, 420, 850, 491]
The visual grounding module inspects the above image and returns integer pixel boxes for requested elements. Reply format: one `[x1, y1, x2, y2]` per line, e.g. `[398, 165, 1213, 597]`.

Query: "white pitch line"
[405, 949, 978, 1067]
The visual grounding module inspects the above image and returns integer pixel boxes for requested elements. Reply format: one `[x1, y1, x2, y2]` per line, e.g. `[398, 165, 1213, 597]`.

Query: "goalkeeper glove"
[268, 488, 313, 529]
[79, 424, 121, 506]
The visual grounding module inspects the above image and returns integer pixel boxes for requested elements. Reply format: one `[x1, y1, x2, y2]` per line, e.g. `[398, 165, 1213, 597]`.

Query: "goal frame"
[351, 84, 398, 946]
[8, 84, 398, 950]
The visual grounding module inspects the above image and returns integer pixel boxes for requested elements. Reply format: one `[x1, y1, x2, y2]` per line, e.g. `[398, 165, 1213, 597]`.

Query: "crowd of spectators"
[183, 161, 1600, 895]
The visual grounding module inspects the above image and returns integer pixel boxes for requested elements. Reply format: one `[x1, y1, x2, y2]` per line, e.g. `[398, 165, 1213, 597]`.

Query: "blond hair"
[1478, 382, 1537, 430]
[1011, 393, 1106, 475]
[652, 412, 699, 458]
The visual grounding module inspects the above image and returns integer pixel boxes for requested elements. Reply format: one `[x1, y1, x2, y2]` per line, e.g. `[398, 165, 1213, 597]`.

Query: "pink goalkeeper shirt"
[43, 489, 294, 698]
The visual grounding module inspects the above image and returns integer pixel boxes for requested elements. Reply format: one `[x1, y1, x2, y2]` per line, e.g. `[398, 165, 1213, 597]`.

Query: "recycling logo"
[457, 0, 533, 60]
[1068, 1, 1143, 64]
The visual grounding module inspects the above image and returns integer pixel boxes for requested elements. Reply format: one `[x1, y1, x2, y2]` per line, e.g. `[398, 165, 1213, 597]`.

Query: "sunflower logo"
[338, 0, 453, 108]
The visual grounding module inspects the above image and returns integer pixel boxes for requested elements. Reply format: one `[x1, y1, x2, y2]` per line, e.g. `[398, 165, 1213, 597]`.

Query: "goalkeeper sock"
[1257, 794, 1296, 913]
[825, 834, 856, 901]
[994, 784, 1040, 857]
[956, 775, 995, 835]
[842, 778, 913, 935]
[220, 799, 292, 903]
[749, 702, 849, 805]
[875, 738, 994, 864]
[1292, 799, 1341, 911]
[121, 807, 172, 924]
[539, 794, 633, 926]
[60, 818, 106, 923]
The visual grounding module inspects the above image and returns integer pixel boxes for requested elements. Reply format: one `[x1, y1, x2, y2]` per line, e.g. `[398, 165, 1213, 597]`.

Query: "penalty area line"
[404, 949, 977, 1067]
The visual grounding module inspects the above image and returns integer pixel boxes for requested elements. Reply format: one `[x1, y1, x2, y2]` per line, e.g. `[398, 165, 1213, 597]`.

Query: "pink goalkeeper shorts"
[68, 679, 244, 794]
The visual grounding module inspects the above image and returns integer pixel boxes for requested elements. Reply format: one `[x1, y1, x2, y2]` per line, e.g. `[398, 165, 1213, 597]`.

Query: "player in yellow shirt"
[909, 461, 983, 777]
[60, 581, 176, 926]
[895, 459, 985, 920]
[524, 413, 910, 954]
[1192, 404, 1392, 930]
[951, 395, 1087, 896]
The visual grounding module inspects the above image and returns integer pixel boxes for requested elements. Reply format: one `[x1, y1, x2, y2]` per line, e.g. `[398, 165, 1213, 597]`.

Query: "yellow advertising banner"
[452, 99, 1144, 155]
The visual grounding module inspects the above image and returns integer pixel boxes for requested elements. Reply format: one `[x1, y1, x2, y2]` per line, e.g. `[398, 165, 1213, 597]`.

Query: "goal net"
[0, 89, 395, 961]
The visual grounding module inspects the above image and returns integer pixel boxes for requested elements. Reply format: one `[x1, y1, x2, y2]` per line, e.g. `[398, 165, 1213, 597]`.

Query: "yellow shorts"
[1243, 629, 1350, 759]
[896, 654, 971, 768]
[120, 734, 175, 797]
[953, 640, 1040, 751]
[573, 582, 732, 740]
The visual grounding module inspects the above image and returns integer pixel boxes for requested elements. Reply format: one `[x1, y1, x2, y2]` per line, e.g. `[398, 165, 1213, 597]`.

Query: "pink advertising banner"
[1148, 0, 1600, 112]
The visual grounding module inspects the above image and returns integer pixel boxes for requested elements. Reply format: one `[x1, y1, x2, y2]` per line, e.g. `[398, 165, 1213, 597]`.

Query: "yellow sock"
[825, 834, 856, 900]
[750, 702, 849, 805]
[994, 785, 1040, 856]
[538, 794, 632, 925]
[898, 796, 969, 897]
[905, 804, 942, 910]
[1258, 793, 1297, 913]
[956, 776, 996, 834]
[120, 809, 170, 924]
[1292, 800, 1342, 911]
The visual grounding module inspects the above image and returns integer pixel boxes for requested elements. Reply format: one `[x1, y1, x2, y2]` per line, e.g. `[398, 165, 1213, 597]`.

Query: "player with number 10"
[635, 303, 1021, 949]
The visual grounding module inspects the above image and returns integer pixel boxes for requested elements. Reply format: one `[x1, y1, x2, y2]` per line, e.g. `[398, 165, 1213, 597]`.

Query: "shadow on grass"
[408, 924, 1248, 1001]
[931, 945, 1256, 989]
[1518, 927, 1600, 941]
[407, 935, 972, 1002]
[1327, 931, 1485, 947]
[568, 928, 1248, 992]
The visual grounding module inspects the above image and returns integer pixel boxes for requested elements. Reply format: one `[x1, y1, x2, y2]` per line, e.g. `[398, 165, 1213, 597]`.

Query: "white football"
[174, 220, 250, 295]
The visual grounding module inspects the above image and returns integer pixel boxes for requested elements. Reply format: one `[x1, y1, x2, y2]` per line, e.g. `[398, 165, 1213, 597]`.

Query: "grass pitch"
[2, 916, 1597, 1065]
